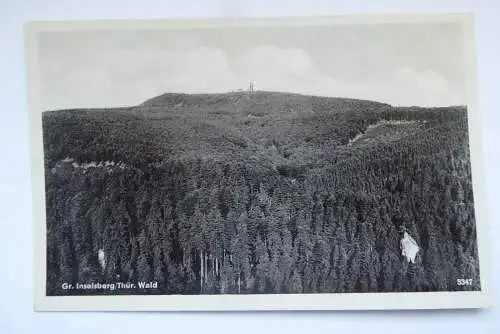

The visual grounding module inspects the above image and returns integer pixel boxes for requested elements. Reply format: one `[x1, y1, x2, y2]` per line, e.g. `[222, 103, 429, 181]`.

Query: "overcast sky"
[37, 21, 467, 110]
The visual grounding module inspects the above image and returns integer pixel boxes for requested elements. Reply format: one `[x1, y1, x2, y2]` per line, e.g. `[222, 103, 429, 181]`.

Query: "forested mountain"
[42, 91, 480, 295]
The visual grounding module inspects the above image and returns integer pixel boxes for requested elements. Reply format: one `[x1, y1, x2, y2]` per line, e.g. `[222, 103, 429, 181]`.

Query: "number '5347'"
[457, 278, 473, 286]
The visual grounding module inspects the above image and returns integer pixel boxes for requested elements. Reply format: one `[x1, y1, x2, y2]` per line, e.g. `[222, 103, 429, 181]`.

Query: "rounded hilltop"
[139, 90, 392, 114]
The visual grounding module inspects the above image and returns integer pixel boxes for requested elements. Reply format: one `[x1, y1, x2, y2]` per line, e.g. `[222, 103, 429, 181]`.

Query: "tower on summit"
[249, 81, 256, 93]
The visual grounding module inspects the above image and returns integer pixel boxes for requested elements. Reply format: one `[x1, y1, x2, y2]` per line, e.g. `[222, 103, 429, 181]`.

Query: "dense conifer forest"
[42, 91, 480, 295]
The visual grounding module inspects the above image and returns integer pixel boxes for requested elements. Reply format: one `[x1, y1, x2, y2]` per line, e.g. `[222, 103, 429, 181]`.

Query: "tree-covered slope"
[42, 91, 480, 295]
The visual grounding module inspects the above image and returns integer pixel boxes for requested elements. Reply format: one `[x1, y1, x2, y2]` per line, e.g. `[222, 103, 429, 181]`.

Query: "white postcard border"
[25, 13, 493, 311]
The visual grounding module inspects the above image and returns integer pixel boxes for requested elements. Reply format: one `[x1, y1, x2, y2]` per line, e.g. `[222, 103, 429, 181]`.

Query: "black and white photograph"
[26, 14, 491, 310]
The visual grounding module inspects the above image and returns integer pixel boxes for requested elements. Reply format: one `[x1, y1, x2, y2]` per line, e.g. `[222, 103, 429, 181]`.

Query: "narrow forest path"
[347, 119, 426, 147]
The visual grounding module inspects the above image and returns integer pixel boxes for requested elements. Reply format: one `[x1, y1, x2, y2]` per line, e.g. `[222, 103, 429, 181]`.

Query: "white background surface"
[0, 0, 498, 333]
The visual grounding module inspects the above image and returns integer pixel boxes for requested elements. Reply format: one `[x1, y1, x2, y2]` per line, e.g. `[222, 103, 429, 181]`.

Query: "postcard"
[25, 13, 492, 311]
